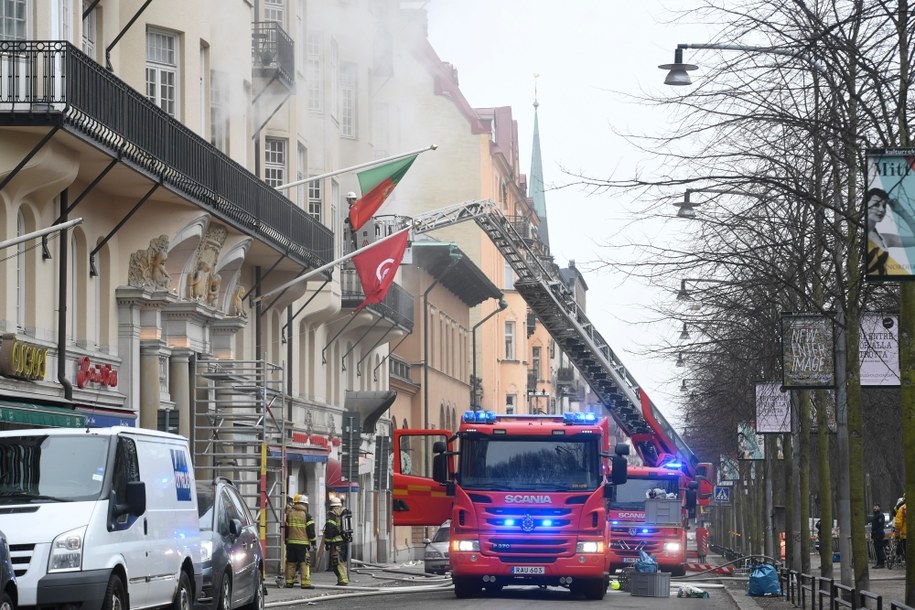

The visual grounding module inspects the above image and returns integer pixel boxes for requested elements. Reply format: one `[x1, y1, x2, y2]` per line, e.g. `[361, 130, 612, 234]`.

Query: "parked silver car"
[423, 520, 450, 575]
[0, 528, 16, 610]
[196, 478, 264, 610]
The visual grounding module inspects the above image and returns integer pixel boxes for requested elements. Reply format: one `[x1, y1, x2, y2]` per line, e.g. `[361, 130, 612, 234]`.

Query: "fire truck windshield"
[459, 437, 600, 491]
[609, 477, 680, 508]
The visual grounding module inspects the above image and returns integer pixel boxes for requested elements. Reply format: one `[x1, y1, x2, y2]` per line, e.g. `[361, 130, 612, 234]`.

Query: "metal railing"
[252, 21, 294, 88]
[0, 41, 333, 271]
[339, 268, 414, 331]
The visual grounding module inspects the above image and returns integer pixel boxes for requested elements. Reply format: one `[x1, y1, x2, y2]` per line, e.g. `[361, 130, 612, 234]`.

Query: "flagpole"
[273, 144, 438, 192]
[253, 227, 412, 304]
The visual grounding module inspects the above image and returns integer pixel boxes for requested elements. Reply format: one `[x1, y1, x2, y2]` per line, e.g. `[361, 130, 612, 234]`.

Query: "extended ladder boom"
[396, 200, 698, 473]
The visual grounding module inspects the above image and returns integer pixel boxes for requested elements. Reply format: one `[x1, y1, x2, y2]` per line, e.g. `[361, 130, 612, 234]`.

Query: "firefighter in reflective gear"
[285, 494, 317, 588]
[323, 498, 349, 585]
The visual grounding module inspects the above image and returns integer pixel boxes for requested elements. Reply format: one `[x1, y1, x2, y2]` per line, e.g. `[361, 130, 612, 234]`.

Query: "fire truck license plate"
[622, 557, 638, 563]
[512, 566, 545, 575]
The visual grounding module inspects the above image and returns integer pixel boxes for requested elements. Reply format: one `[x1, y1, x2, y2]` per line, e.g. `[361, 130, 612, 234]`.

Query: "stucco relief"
[127, 235, 171, 291]
[187, 224, 228, 310]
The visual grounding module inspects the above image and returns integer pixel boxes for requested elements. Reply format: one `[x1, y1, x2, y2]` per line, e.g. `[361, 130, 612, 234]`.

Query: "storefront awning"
[327, 458, 360, 492]
[79, 408, 136, 428]
[0, 400, 86, 428]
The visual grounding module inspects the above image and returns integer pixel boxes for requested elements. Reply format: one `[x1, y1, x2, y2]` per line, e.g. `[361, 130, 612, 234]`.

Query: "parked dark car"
[196, 478, 264, 610]
[1, 528, 16, 610]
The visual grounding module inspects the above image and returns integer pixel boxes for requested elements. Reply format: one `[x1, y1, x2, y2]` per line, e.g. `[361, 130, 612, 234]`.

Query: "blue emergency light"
[462, 410, 498, 424]
[563, 412, 597, 425]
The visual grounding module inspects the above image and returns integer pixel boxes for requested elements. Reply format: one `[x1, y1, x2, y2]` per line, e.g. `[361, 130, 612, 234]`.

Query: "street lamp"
[676, 188, 766, 219]
[679, 322, 690, 341]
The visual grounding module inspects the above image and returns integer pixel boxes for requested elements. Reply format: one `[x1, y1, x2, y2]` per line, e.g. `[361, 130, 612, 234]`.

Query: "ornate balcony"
[252, 21, 294, 90]
[340, 268, 414, 333]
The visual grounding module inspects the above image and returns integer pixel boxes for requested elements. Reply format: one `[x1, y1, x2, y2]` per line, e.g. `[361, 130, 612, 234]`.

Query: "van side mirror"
[432, 441, 446, 454]
[113, 480, 147, 519]
[229, 518, 243, 537]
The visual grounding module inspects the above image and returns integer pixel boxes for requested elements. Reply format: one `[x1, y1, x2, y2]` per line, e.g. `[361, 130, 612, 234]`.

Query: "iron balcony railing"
[252, 21, 294, 88]
[0, 41, 332, 270]
[340, 268, 414, 332]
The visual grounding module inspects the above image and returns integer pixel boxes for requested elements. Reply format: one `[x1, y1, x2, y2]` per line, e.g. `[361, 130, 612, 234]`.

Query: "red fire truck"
[393, 410, 628, 600]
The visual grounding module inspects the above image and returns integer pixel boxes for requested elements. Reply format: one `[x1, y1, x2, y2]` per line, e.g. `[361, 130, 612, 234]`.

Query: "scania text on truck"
[393, 410, 627, 600]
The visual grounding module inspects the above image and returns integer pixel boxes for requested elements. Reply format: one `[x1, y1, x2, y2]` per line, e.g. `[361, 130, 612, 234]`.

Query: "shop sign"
[0, 334, 48, 381]
[76, 356, 118, 389]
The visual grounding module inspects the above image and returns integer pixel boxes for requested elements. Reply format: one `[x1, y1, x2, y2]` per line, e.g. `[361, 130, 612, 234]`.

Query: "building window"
[306, 33, 323, 112]
[340, 62, 357, 138]
[504, 321, 515, 360]
[263, 0, 285, 25]
[504, 260, 513, 289]
[307, 179, 321, 220]
[210, 70, 228, 153]
[532, 346, 541, 380]
[146, 29, 179, 117]
[296, 0, 305, 72]
[263, 137, 287, 187]
[82, 1, 96, 57]
[296, 142, 307, 209]
[0, 0, 28, 40]
[506, 394, 515, 415]
[16, 210, 24, 329]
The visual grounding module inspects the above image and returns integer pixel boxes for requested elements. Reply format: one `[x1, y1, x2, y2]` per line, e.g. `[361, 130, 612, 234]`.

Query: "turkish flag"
[352, 229, 410, 311]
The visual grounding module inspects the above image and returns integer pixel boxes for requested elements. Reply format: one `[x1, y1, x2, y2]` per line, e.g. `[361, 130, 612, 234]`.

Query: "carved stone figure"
[206, 272, 222, 308]
[189, 261, 210, 301]
[231, 285, 248, 318]
[127, 235, 171, 291]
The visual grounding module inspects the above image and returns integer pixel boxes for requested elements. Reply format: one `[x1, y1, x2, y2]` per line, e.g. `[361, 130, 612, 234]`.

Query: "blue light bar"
[663, 460, 683, 469]
[542, 519, 554, 527]
[563, 412, 597, 425]
[462, 410, 498, 424]
[504, 518, 516, 526]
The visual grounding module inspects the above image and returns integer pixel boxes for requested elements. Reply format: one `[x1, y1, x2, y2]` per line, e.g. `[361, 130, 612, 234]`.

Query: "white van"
[0, 426, 202, 610]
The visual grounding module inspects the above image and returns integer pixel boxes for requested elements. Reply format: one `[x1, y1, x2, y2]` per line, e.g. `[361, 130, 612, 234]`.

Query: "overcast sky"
[424, 1, 714, 426]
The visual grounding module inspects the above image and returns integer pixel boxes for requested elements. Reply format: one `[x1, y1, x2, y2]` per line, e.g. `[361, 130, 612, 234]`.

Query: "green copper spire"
[529, 75, 549, 249]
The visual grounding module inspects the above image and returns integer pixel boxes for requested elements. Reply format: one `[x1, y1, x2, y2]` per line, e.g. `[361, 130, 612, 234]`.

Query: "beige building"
[0, 0, 593, 569]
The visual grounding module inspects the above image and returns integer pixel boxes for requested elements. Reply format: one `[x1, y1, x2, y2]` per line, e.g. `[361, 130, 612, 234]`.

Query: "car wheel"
[216, 571, 231, 610]
[171, 570, 193, 610]
[1, 589, 14, 610]
[101, 575, 127, 610]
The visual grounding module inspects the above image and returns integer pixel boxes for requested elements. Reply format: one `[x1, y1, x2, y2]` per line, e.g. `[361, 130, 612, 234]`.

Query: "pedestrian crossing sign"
[714, 486, 731, 504]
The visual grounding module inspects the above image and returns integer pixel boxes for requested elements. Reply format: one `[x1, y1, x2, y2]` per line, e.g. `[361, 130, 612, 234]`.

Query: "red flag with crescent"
[352, 229, 410, 312]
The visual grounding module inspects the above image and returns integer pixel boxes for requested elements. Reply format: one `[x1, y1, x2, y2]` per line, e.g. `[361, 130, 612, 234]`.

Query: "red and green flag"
[348, 155, 417, 231]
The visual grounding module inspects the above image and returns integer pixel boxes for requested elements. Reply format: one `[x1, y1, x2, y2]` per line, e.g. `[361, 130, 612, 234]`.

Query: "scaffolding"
[193, 357, 287, 575]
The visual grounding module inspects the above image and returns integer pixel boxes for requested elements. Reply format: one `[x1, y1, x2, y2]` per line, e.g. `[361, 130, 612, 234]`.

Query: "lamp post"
[661, 42, 845, 581]
[471, 297, 507, 410]
[675, 188, 766, 219]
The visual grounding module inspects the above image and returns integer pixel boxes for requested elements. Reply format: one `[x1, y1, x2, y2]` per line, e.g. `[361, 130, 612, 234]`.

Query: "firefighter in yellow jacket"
[323, 497, 349, 586]
[285, 494, 317, 588]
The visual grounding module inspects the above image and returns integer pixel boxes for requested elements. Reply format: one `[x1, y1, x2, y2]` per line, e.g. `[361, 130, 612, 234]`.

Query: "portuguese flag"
[348, 155, 417, 231]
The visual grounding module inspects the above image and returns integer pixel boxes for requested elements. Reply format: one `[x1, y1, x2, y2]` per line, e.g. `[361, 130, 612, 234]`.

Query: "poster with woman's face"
[737, 421, 764, 460]
[865, 149, 915, 278]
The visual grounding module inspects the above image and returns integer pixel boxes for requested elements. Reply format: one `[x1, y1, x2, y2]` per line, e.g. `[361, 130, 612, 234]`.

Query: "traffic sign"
[714, 486, 731, 504]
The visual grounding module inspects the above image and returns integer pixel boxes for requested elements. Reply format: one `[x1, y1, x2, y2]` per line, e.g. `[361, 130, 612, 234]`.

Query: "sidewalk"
[263, 559, 450, 605]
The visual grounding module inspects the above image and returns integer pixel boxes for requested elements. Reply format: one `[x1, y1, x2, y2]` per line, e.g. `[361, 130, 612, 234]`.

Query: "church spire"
[529, 74, 549, 249]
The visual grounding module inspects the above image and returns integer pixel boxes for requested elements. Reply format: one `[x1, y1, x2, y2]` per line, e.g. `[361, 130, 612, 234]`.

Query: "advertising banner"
[755, 382, 791, 433]
[719, 454, 739, 481]
[859, 313, 900, 386]
[737, 421, 765, 460]
[865, 148, 915, 279]
[781, 314, 836, 389]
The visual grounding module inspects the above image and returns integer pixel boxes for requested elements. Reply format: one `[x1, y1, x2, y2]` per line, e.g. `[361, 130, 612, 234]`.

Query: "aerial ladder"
[386, 199, 705, 479]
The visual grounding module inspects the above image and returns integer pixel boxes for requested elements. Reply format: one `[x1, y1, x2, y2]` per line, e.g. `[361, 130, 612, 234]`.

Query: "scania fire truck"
[383, 201, 712, 584]
[393, 410, 628, 599]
